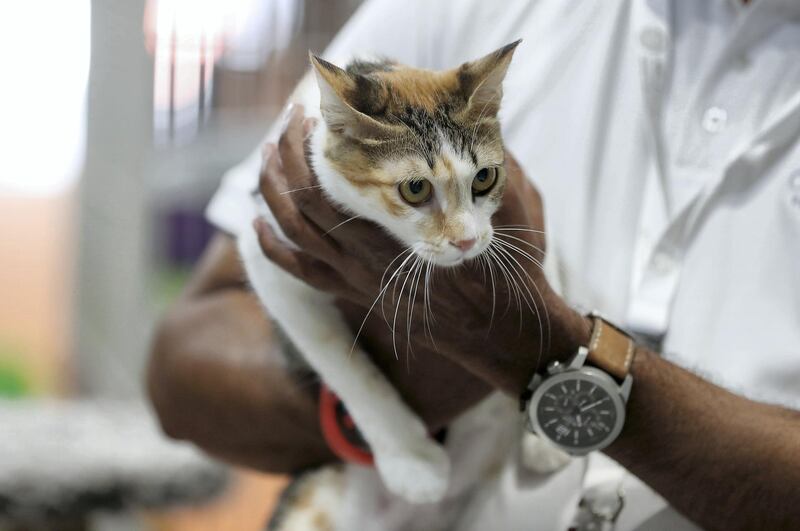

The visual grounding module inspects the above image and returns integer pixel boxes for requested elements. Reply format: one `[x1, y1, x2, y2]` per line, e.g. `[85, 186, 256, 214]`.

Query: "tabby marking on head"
[309, 41, 520, 266]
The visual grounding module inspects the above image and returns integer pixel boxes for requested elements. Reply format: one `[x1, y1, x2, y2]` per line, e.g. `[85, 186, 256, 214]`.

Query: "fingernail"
[260, 144, 275, 173]
[253, 217, 269, 234]
[280, 105, 295, 131]
[303, 117, 318, 138]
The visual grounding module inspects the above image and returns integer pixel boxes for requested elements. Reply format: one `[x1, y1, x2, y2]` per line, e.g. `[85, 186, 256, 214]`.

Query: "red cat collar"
[319, 384, 374, 466]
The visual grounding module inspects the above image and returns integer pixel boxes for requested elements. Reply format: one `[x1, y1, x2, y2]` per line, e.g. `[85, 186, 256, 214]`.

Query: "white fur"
[239, 224, 450, 503]
[239, 121, 486, 503]
[239, 73, 562, 503]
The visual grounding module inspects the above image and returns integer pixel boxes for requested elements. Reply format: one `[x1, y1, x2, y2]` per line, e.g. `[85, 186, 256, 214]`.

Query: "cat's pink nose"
[450, 238, 477, 252]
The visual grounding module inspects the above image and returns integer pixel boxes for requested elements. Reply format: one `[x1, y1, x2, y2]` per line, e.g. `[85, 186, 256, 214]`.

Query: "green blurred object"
[152, 265, 192, 312]
[0, 342, 31, 397]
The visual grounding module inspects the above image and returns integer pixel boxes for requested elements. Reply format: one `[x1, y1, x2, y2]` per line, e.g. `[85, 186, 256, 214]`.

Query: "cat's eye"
[399, 179, 433, 205]
[472, 167, 499, 195]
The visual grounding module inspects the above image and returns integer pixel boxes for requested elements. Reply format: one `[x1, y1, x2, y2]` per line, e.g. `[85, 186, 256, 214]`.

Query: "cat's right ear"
[457, 40, 521, 117]
[309, 54, 393, 140]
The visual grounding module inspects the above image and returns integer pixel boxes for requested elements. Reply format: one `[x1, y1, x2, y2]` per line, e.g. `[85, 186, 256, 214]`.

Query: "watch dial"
[536, 377, 618, 449]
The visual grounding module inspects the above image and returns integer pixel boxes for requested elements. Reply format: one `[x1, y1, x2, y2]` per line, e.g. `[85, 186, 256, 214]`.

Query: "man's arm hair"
[147, 232, 335, 473]
[606, 348, 800, 531]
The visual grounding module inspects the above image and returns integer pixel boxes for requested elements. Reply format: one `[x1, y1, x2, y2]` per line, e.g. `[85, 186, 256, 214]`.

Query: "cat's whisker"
[402, 258, 417, 370]
[493, 239, 543, 291]
[385, 250, 418, 321]
[479, 252, 498, 335]
[403, 256, 423, 359]
[323, 215, 361, 237]
[494, 234, 545, 269]
[492, 238, 552, 363]
[421, 261, 430, 345]
[351, 249, 415, 356]
[495, 238, 551, 300]
[494, 228, 546, 238]
[494, 232, 546, 261]
[392, 255, 420, 360]
[279, 184, 323, 195]
[379, 248, 414, 325]
[497, 246, 541, 348]
[405, 257, 425, 362]
[385, 254, 413, 346]
[485, 245, 510, 318]
[492, 241, 534, 330]
[494, 240, 543, 275]
[371, 251, 414, 334]
[494, 226, 546, 235]
[492, 240, 545, 358]
[474, 253, 489, 329]
[496, 234, 546, 262]
[423, 259, 439, 351]
[389, 263, 409, 314]
[477, 252, 485, 281]
[487, 243, 518, 319]
[412, 257, 428, 352]
[490, 242, 531, 334]
[380, 248, 413, 290]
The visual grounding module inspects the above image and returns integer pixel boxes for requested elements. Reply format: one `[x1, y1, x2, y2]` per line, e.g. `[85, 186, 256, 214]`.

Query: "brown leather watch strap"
[586, 316, 636, 381]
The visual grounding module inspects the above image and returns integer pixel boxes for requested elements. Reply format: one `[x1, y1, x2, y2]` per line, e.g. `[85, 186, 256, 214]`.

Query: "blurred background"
[0, 0, 361, 529]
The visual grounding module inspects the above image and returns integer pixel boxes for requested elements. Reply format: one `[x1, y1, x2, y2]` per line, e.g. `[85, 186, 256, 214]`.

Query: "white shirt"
[207, 1, 800, 529]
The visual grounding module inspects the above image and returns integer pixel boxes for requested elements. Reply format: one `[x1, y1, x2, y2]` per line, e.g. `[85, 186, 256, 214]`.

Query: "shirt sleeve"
[205, 0, 438, 236]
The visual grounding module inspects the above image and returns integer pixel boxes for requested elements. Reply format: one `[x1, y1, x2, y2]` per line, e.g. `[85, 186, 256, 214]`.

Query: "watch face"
[534, 373, 620, 451]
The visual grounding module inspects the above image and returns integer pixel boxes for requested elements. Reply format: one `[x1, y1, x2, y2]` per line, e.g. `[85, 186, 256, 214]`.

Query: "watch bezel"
[527, 367, 626, 455]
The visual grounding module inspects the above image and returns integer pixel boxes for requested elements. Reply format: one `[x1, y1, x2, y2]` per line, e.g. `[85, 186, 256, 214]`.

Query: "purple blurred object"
[164, 207, 214, 267]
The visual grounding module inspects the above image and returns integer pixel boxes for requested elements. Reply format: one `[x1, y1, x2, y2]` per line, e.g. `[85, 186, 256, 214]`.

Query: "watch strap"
[587, 315, 636, 381]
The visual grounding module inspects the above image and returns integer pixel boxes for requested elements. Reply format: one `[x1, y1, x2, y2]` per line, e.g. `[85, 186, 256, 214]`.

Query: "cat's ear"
[309, 53, 394, 140]
[457, 40, 521, 116]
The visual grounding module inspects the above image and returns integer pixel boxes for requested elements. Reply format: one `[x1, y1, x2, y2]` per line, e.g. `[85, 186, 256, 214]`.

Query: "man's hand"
[253, 105, 591, 422]
[147, 233, 336, 473]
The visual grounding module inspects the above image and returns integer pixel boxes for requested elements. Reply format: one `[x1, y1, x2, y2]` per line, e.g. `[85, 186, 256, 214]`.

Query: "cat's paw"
[374, 441, 450, 504]
[520, 432, 571, 474]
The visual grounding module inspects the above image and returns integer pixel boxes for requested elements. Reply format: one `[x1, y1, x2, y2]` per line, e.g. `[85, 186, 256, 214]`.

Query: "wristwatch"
[523, 314, 636, 455]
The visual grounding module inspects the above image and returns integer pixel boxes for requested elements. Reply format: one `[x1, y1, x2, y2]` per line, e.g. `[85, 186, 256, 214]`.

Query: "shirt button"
[735, 53, 751, 69]
[791, 170, 800, 189]
[652, 251, 678, 275]
[640, 27, 666, 53]
[702, 106, 728, 134]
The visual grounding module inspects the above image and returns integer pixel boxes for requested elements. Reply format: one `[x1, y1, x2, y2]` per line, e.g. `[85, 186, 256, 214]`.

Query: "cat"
[238, 41, 527, 503]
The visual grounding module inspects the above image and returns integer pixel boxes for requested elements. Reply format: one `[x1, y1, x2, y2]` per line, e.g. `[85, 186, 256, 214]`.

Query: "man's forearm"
[147, 288, 335, 473]
[606, 348, 800, 530]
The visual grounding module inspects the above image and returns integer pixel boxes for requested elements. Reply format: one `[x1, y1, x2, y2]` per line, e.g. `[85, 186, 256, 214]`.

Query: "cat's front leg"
[238, 230, 450, 503]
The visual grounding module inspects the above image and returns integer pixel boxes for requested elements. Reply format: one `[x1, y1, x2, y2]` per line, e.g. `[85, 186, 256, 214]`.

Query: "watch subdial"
[535, 378, 618, 449]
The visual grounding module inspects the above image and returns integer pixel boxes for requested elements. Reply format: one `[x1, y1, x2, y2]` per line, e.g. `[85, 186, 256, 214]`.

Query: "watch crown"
[547, 360, 565, 375]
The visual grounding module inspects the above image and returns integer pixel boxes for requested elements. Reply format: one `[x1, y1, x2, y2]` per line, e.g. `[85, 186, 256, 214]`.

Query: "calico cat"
[238, 41, 524, 503]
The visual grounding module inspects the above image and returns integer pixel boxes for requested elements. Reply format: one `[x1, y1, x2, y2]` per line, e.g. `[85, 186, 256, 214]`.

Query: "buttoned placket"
[569, 5, 677, 530]
[575, 3, 800, 529]
[625, 0, 676, 336]
[626, 0, 800, 336]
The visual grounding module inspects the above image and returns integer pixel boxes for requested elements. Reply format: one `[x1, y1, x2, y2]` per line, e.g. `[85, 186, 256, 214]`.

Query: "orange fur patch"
[433, 155, 456, 179]
[379, 188, 406, 217]
[372, 67, 460, 113]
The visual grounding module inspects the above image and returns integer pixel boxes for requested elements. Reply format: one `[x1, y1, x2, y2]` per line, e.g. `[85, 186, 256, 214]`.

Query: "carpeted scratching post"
[0, 399, 228, 529]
